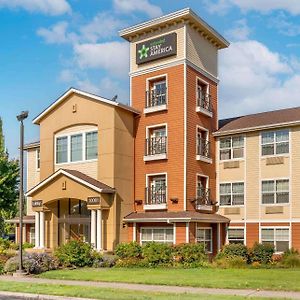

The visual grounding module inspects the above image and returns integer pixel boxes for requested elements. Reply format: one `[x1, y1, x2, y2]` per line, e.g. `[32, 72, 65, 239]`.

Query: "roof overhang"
[119, 8, 229, 49]
[33, 88, 140, 125]
[24, 141, 40, 150]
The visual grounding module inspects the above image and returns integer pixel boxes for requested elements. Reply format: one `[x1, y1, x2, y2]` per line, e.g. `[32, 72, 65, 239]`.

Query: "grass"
[40, 267, 300, 292]
[0, 281, 285, 300]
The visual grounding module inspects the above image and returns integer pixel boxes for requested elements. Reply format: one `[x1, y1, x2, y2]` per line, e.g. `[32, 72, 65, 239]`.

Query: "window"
[146, 175, 167, 205]
[196, 175, 210, 205]
[56, 130, 97, 164]
[71, 134, 82, 162]
[220, 136, 244, 160]
[196, 228, 212, 252]
[145, 126, 167, 156]
[56, 136, 68, 164]
[262, 179, 289, 204]
[261, 228, 289, 252]
[220, 182, 244, 206]
[261, 130, 289, 156]
[196, 127, 210, 158]
[196, 79, 211, 112]
[36, 148, 40, 169]
[86, 131, 98, 160]
[141, 228, 173, 245]
[228, 228, 244, 244]
[29, 226, 35, 244]
[146, 78, 167, 108]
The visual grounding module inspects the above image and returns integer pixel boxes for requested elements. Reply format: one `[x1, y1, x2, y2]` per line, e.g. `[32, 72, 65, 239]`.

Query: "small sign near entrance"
[32, 200, 43, 207]
[87, 197, 100, 205]
[136, 32, 177, 65]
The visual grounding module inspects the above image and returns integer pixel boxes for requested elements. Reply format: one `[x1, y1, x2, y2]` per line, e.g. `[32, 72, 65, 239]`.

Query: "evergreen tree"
[0, 117, 19, 235]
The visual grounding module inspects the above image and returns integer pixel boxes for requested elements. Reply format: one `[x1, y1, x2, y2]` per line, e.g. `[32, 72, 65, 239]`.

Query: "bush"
[23, 242, 34, 249]
[92, 253, 117, 268]
[142, 242, 173, 266]
[216, 243, 249, 261]
[250, 243, 274, 264]
[115, 257, 146, 268]
[174, 243, 208, 267]
[281, 249, 300, 268]
[0, 238, 11, 252]
[115, 242, 142, 259]
[4, 253, 58, 274]
[55, 240, 93, 267]
[214, 256, 247, 269]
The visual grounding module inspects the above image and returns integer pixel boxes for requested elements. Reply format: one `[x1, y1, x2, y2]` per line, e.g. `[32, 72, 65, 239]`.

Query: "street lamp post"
[15, 111, 28, 276]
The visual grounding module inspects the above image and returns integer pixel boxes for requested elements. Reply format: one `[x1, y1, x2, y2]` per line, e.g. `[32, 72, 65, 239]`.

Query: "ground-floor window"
[261, 227, 289, 252]
[140, 227, 173, 245]
[29, 226, 35, 244]
[196, 227, 212, 252]
[227, 228, 244, 244]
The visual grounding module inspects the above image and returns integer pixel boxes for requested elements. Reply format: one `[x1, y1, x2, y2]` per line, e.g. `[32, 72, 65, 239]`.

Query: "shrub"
[92, 253, 117, 268]
[216, 243, 249, 261]
[115, 257, 146, 268]
[0, 238, 11, 251]
[115, 242, 142, 259]
[4, 253, 58, 274]
[142, 242, 173, 266]
[174, 243, 208, 267]
[281, 249, 300, 268]
[214, 256, 247, 269]
[23, 242, 34, 249]
[55, 240, 93, 267]
[249, 243, 274, 264]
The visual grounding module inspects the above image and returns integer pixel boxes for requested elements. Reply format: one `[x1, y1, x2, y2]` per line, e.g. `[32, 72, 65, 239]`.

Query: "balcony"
[144, 88, 167, 114]
[144, 136, 167, 161]
[144, 186, 167, 210]
[195, 188, 214, 212]
[196, 92, 212, 117]
[196, 138, 212, 163]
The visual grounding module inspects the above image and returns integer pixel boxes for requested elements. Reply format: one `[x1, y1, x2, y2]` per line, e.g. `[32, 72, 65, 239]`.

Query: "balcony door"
[148, 175, 166, 205]
[196, 175, 210, 205]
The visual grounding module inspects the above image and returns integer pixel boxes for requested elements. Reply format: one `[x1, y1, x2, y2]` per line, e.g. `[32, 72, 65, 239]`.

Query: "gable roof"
[215, 106, 300, 136]
[33, 88, 140, 124]
[25, 168, 115, 197]
[119, 8, 229, 49]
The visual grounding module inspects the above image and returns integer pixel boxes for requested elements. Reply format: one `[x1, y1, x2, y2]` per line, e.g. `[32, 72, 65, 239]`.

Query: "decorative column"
[34, 212, 40, 248]
[90, 210, 96, 248]
[96, 209, 102, 251]
[217, 223, 221, 252]
[39, 211, 45, 249]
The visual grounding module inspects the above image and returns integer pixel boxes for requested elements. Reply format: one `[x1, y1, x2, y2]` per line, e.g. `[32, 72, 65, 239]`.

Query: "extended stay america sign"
[136, 32, 177, 65]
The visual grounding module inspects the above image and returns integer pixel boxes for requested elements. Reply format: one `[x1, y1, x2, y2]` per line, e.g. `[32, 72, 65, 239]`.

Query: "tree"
[0, 117, 19, 235]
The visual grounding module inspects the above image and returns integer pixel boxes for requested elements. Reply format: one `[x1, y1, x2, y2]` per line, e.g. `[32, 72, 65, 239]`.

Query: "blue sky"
[1, 0, 300, 158]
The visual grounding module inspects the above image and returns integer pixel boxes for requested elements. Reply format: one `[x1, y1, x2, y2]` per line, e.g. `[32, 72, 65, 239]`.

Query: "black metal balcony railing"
[145, 186, 167, 205]
[195, 188, 213, 207]
[197, 92, 212, 113]
[145, 88, 167, 108]
[145, 136, 167, 156]
[197, 138, 211, 158]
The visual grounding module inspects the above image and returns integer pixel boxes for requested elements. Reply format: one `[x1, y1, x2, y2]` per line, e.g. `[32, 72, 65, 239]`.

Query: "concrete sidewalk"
[0, 275, 299, 299]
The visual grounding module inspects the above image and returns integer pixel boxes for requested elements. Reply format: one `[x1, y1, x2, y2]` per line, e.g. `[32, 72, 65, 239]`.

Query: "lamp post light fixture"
[14, 111, 28, 276]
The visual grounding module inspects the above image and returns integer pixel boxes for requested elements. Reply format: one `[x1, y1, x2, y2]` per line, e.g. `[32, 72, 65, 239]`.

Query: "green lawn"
[0, 281, 284, 300]
[40, 267, 300, 292]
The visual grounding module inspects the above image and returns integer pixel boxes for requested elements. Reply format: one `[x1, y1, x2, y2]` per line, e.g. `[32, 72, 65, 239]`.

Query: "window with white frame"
[56, 131, 98, 164]
[140, 228, 173, 245]
[220, 182, 244, 206]
[261, 130, 289, 156]
[228, 228, 244, 244]
[36, 148, 40, 170]
[219, 136, 244, 160]
[146, 77, 167, 108]
[261, 228, 289, 252]
[196, 228, 212, 252]
[29, 226, 35, 244]
[261, 179, 289, 204]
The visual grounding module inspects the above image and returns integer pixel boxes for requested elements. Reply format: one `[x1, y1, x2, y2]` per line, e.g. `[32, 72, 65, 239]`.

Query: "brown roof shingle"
[124, 211, 230, 223]
[217, 106, 300, 134]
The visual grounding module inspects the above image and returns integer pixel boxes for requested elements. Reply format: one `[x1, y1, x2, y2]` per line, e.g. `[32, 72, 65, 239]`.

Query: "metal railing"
[197, 92, 212, 113]
[197, 138, 211, 158]
[145, 88, 167, 108]
[145, 186, 167, 205]
[195, 187, 213, 207]
[145, 136, 167, 156]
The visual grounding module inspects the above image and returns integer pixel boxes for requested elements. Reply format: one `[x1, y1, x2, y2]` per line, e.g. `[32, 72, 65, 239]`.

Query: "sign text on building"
[32, 200, 43, 207]
[87, 197, 100, 205]
[136, 32, 177, 65]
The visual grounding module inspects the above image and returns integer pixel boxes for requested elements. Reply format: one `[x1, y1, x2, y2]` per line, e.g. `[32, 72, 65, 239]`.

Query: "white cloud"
[113, 0, 162, 18]
[269, 12, 300, 37]
[74, 42, 129, 78]
[59, 69, 77, 82]
[205, 0, 300, 15]
[218, 40, 299, 118]
[0, 0, 71, 15]
[225, 19, 251, 41]
[37, 22, 77, 44]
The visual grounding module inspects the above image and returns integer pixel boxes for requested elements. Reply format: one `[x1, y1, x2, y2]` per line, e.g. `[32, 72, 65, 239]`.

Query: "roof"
[124, 211, 230, 223]
[24, 141, 40, 150]
[33, 88, 140, 124]
[6, 215, 35, 224]
[119, 8, 229, 49]
[215, 106, 300, 136]
[25, 168, 115, 197]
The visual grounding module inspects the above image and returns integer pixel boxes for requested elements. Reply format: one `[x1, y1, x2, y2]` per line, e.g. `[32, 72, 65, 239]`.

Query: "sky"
[1, 0, 300, 158]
